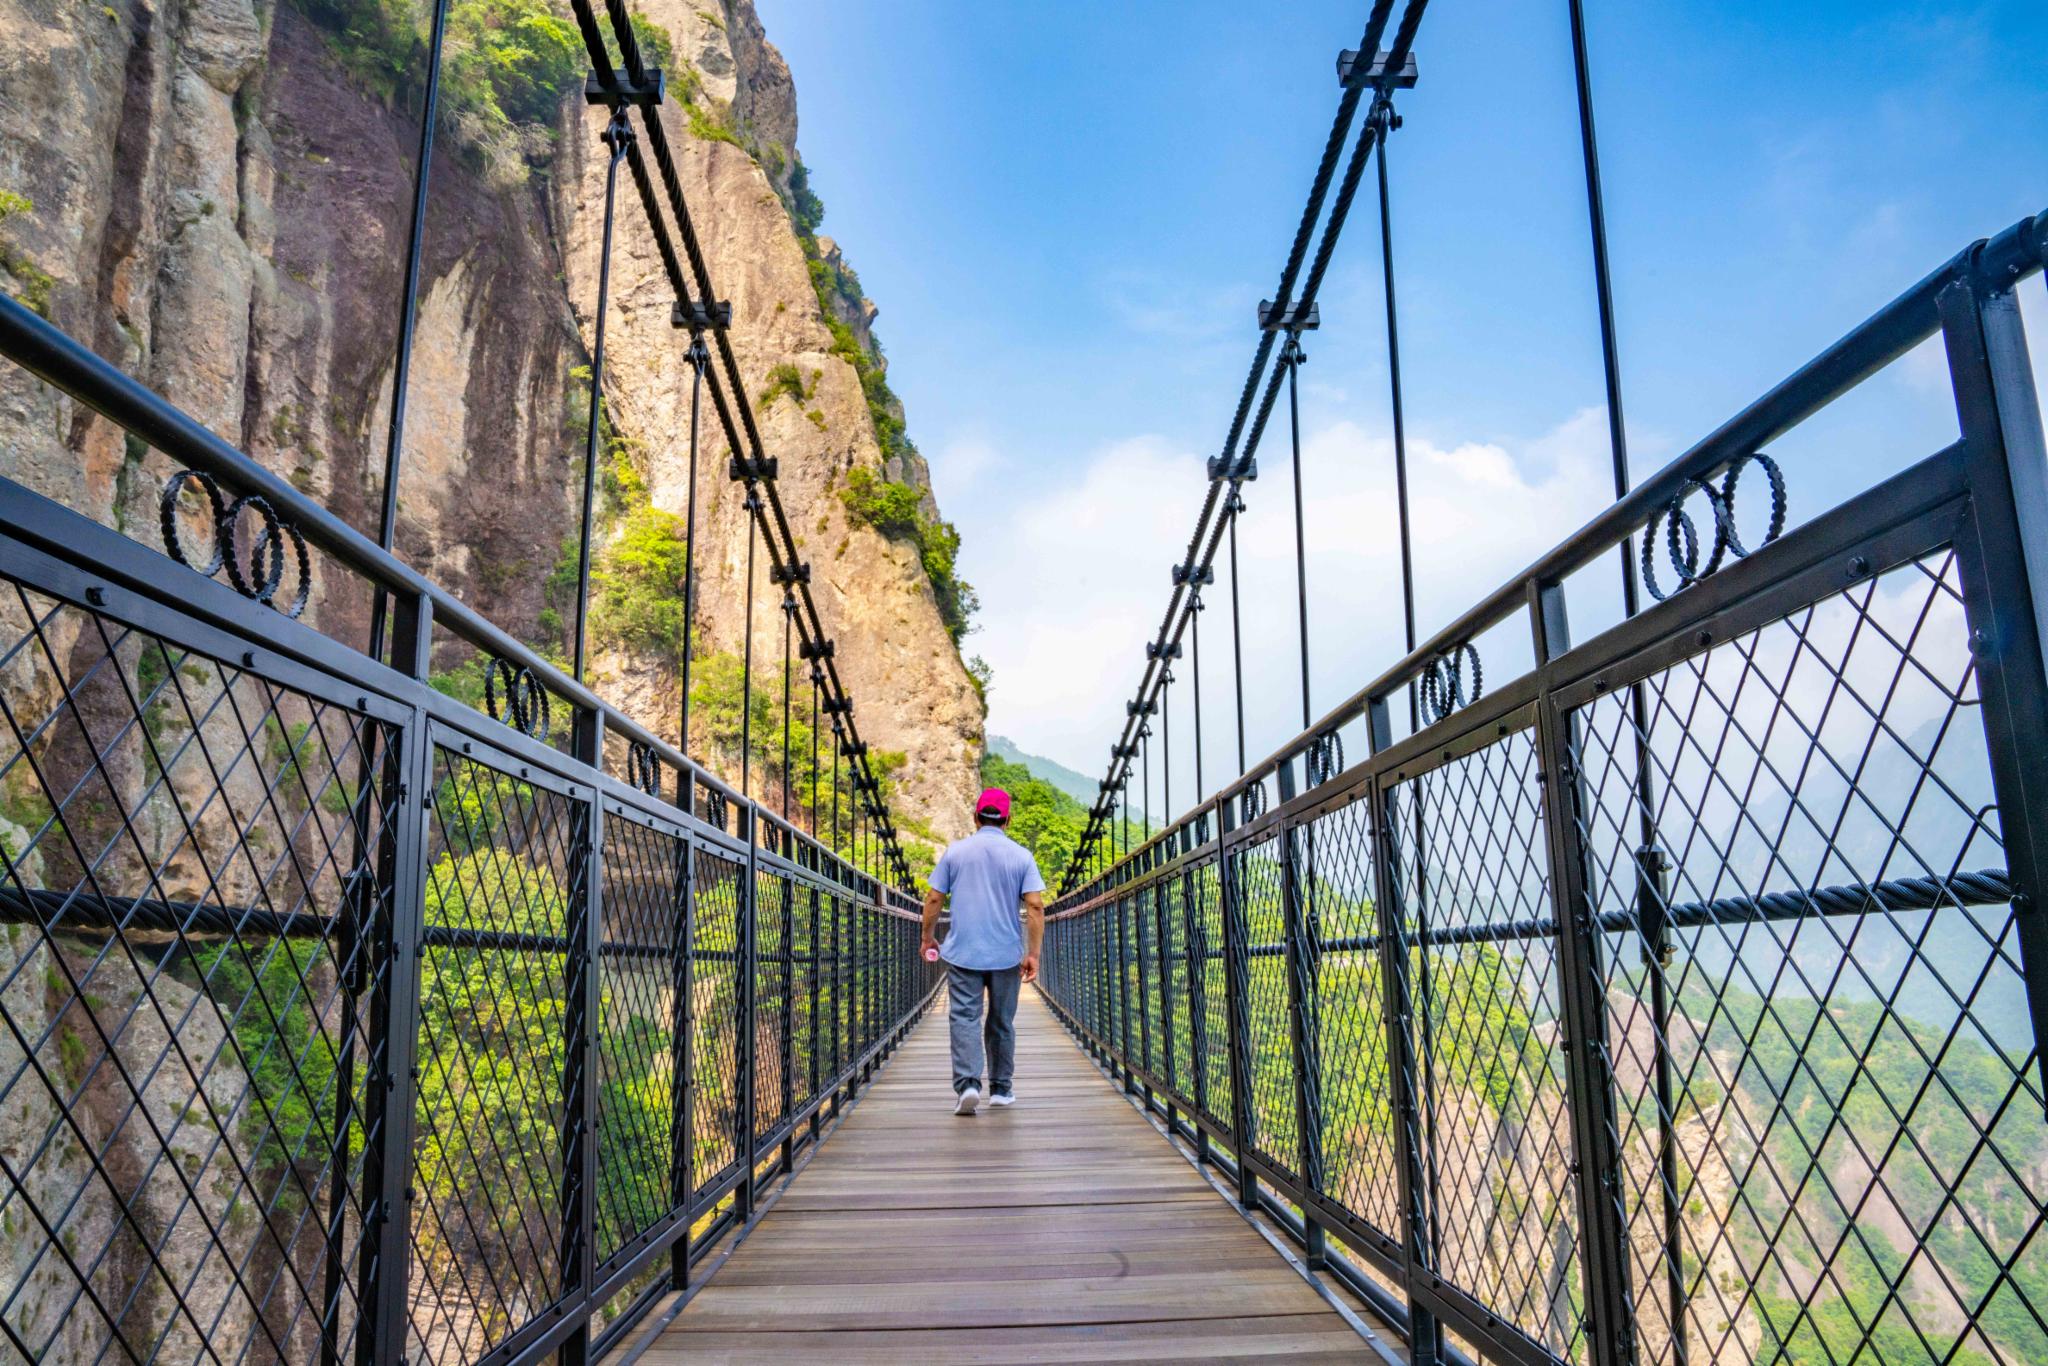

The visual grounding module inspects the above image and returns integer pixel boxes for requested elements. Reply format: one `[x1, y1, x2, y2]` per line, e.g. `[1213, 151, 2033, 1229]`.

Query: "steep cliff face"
[0, 0, 984, 853]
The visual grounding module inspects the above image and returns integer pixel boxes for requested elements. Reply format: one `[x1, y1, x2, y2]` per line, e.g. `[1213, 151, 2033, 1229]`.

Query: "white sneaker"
[953, 1085, 981, 1116]
[988, 1091, 1016, 1108]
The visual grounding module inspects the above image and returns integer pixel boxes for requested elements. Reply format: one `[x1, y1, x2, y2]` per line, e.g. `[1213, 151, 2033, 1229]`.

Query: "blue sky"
[756, 0, 2048, 796]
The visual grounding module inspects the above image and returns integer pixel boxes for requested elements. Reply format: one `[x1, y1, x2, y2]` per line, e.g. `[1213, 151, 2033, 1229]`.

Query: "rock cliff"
[0, 0, 984, 857]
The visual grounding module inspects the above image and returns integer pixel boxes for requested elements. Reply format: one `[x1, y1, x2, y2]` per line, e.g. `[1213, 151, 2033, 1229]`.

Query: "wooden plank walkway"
[630, 991, 1378, 1363]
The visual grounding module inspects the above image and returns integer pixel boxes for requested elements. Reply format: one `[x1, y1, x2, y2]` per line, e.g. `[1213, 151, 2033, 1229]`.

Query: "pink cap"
[975, 787, 1012, 821]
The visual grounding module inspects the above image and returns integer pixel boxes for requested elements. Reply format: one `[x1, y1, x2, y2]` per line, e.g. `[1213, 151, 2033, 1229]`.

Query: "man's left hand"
[1020, 953, 1039, 984]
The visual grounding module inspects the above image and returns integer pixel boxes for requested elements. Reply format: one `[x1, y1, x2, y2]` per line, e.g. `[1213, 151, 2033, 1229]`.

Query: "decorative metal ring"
[1304, 730, 1345, 788]
[160, 471, 227, 577]
[219, 494, 288, 603]
[704, 789, 728, 831]
[626, 740, 662, 795]
[1239, 782, 1267, 824]
[1642, 452, 1788, 602]
[1420, 642, 1483, 725]
[484, 657, 551, 741]
[1717, 451, 1787, 559]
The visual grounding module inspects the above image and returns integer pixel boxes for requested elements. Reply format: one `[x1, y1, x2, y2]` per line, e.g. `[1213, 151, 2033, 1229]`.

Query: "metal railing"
[0, 460, 940, 1363]
[0, 3, 947, 1361]
[1040, 209, 2048, 1366]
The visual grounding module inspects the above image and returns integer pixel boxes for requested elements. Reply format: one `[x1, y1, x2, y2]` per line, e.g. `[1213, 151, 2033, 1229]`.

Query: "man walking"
[921, 787, 1046, 1115]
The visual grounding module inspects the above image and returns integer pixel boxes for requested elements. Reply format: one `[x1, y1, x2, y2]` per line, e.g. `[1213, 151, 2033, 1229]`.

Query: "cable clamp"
[1207, 454, 1258, 482]
[1126, 700, 1157, 718]
[584, 69, 666, 107]
[1145, 641, 1182, 661]
[1171, 563, 1215, 587]
[1257, 299, 1320, 334]
[1336, 49, 1418, 90]
[729, 455, 778, 482]
[799, 638, 835, 661]
[671, 298, 733, 332]
[771, 561, 811, 586]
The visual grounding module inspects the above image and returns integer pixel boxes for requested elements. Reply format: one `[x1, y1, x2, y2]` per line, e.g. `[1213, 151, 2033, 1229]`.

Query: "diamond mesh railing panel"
[688, 847, 745, 1194]
[790, 881, 818, 1114]
[1235, 833, 1297, 1178]
[1302, 796, 1402, 1241]
[752, 871, 790, 1139]
[1391, 729, 1586, 1364]
[1133, 883, 1159, 1081]
[1570, 549, 2047, 1366]
[1192, 860, 1234, 1132]
[593, 807, 680, 1270]
[1163, 873, 1196, 1111]
[0, 583, 393, 1364]
[408, 743, 582, 1366]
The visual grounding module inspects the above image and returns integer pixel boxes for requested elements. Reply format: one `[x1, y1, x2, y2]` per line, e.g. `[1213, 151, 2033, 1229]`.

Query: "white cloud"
[963, 408, 1618, 793]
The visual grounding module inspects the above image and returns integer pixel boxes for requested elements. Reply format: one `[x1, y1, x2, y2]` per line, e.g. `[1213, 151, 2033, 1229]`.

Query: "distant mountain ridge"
[986, 735, 1102, 809]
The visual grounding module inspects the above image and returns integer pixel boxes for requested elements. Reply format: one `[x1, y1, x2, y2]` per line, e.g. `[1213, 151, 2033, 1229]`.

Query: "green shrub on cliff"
[590, 504, 690, 656]
[297, 0, 672, 178]
[837, 467, 977, 640]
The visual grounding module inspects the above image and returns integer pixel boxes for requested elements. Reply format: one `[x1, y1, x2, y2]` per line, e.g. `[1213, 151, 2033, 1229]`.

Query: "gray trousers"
[947, 963, 1021, 1095]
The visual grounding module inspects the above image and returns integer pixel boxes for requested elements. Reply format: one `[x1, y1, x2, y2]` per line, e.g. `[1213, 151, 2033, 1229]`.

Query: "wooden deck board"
[635, 992, 1385, 1362]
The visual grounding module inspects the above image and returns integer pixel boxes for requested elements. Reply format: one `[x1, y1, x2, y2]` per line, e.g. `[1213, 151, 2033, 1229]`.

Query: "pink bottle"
[924, 945, 940, 963]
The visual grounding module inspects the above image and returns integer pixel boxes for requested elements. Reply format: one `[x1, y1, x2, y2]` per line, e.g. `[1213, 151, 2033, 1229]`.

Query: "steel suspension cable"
[1061, 2, 1438, 892]
[781, 594, 794, 827]
[1284, 336, 1313, 729]
[366, 0, 452, 665]
[1191, 590, 1206, 804]
[571, 108, 634, 683]
[679, 331, 706, 751]
[1373, 100, 1420, 730]
[740, 494, 758, 803]
[568, 0, 912, 882]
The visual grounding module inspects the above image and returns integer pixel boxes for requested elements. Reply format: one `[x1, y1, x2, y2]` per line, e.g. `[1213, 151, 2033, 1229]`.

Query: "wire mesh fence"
[1040, 231, 2048, 1366]
[0, 528, 939, 1364]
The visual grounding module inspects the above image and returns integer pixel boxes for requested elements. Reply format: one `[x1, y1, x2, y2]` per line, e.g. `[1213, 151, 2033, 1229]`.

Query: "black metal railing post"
[559, 706, 606, 1366]
[1531, 580, 1638, 1366]
[807, 882, 823, 1144]
[1154, 860, 1178, 1126]
[778, 872, 796, 1171]
[1274, 756, 1326, 1268]
[668, 825, 696, 1292]
[1218, 793, 1259, 1209]
[736, 806, 759, 1218]
[358, 591, 433, 1366]
[1181, 842, 1213, 1166]
[1366, 696, 1438, 1366]
[1939, 261, 2048, 1104]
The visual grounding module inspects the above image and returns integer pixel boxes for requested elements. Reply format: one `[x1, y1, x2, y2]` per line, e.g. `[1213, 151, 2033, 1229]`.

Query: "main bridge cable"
[1061, 0, 1430, 894]
[571, 0, 911, 885]
[1064, 0, 1402, 875]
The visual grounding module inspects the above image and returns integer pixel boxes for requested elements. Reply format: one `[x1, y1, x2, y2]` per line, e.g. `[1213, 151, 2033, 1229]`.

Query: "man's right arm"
[921, 885, 945, 955]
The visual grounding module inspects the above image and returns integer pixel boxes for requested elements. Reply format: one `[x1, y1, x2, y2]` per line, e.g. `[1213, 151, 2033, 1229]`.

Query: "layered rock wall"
[0, 0, 982, 846]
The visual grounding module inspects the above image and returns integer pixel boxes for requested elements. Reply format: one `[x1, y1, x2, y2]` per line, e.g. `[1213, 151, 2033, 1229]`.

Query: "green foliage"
[299, 0, 673, 179]
[590, 504, 689, 656]
[0, 186, 54, 318]
[192, 939, 345, 1209]
[756, 362, 819, 411]
[836, 468, 977, 641]
[837, 466, 922, 538]
[965, 654, 992, 708]
[411, 849, 576, 1293]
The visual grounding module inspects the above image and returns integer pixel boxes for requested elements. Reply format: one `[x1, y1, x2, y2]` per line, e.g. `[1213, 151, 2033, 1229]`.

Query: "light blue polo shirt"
[930, 826, 1046, 970]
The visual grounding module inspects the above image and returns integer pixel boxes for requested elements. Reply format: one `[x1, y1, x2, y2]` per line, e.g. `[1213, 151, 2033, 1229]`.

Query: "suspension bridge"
[1, 0, 2045, 1362]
